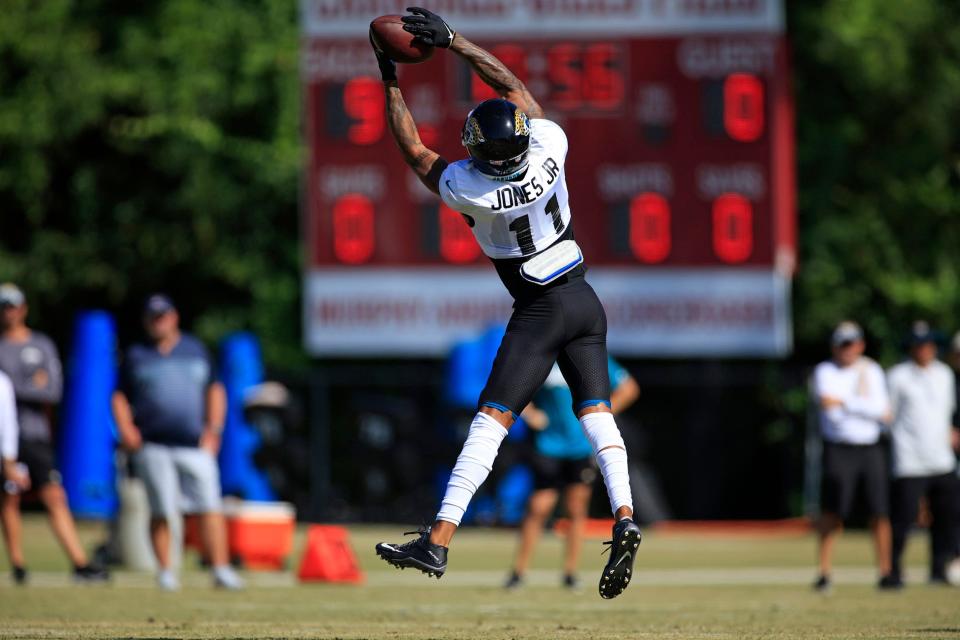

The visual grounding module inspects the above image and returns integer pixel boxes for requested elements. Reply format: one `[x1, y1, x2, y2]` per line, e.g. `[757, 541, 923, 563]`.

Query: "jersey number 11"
[508, 194, 563, 256]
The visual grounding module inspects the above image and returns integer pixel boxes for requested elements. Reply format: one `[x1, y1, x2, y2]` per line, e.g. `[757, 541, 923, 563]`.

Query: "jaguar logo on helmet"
[514, 110, 530, 136]
[462, 116, 485, 147]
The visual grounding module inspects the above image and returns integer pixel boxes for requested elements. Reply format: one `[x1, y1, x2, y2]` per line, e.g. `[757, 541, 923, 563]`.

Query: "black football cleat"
[73, 563, 110, 584]
[813, 574, 832, 593]
[504, 570, 523, 589]
[598, 518, 641, 600]
[376, 527, 447, 579]
[878, 573, 904, 591]
[12, 565, 28, 586]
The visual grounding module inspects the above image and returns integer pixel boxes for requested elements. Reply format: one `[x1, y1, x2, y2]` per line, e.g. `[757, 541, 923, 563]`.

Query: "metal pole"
[308, 368, 331, 521]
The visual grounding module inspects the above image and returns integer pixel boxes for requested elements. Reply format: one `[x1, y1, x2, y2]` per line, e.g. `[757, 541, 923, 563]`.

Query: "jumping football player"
[371, 7, 640, 599]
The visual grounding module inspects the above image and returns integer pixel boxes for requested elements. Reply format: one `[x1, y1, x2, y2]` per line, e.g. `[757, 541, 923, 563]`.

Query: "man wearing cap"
[949, 332, 960, 576]
[886, 321, 959, 586]
[0, 283, 110, 584]
[811, 321, 894, 591]
[111, 294, 242, 590]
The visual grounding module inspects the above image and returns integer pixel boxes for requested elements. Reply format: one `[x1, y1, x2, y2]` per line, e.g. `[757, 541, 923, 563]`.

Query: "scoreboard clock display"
[301, 0, 795, 357]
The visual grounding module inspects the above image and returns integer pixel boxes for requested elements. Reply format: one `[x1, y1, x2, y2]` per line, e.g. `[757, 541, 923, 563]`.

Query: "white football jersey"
[439, 119, 571, 260]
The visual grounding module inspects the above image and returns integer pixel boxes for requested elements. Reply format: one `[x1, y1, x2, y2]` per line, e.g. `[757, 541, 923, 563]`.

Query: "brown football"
[370, 15, 433, 64]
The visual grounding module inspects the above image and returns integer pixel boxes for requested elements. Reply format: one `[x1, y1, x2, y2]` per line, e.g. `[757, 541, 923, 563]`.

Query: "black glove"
[369, 29, 397, 82]
[401, 6, 456, 48]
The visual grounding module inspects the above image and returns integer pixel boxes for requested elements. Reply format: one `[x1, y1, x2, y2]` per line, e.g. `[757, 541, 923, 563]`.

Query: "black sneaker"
[12, 565, 27, 585]
[813, 574, 831, 593]
[73, 563, 110, 583]
[598, 518, 641, 600]
[878, 573, 903, 591]
[375, 527, 447, 579]
[504, 570, 522, 589]
[563, 573, 580, 590]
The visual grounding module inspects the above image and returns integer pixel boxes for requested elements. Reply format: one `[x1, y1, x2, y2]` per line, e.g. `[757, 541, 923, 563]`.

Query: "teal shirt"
[533, 357, 629, 459]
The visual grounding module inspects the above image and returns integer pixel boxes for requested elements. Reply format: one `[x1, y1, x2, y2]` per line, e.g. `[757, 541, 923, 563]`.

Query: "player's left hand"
[401, 7, 456, 48]
[369, 29, 397, 82]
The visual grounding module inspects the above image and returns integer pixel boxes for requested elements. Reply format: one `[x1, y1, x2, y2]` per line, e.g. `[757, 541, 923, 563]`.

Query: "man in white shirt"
[0, 369, 31, 583]
[951, 332, 960, 430]
[949, 332, 960, 572]
[811, 321, 895, 591]
[887, 322, 959, 586]
[0, 371, 23, 488]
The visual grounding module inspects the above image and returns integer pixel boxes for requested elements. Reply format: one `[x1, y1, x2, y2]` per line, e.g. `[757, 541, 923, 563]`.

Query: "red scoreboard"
[302, 0, 795, 357]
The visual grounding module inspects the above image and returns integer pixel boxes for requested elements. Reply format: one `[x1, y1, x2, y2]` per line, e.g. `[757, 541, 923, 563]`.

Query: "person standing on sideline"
[111, 294, 242, 591]
[0, 369, 30, 574]
[886, 322, 959, 586]
[506, 358, 640, 590]
[811, 321, 895, 591]
[948, 332, 960, 577]
[0, 283, 109, 584]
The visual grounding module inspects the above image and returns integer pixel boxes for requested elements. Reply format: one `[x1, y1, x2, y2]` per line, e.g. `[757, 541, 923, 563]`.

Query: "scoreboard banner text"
[304, 268, 791, 356]
[301, 1, 785, 38]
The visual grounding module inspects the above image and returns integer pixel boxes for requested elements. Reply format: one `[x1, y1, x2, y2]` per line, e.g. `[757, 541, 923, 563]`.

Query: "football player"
[371, 7, 640, 600]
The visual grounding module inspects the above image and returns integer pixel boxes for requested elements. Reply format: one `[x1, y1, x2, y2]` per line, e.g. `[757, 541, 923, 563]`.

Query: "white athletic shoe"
[156, 569, 180, 592]
[946, 558, 960, 586]
[212, 565, 245, 590]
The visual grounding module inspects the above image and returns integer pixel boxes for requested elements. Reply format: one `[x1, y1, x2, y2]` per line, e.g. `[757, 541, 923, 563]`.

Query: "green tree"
[0, 0, 303, 365]
[790, 0, 960, 363]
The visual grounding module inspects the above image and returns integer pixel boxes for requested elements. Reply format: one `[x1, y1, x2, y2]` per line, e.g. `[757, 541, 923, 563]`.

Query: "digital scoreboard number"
[301, 1, 795, 357]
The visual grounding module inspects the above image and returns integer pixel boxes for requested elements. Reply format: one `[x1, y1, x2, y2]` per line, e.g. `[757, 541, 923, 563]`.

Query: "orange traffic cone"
[297, 525, 364, 584]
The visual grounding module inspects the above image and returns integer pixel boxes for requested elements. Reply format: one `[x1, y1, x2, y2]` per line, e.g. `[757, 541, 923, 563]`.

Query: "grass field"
[0, 515, 958, 639]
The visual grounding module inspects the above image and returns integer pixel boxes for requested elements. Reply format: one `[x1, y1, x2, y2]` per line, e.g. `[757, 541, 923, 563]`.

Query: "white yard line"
[1, 566, 928, 589]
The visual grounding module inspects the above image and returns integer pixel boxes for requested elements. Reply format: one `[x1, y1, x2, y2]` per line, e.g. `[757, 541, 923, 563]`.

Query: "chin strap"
[486, 163, 529, 182]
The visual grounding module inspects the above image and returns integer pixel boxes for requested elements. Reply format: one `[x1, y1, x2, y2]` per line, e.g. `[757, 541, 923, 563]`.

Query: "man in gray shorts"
[111, 294, 242, 590]
[0, 283, 110, 585]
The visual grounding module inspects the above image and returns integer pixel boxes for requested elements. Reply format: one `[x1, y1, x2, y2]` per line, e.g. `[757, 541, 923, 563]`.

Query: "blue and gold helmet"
[461, 98, 530, 181]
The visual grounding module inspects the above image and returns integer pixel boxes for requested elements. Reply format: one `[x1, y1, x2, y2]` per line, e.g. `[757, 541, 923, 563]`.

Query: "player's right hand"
[369, 29, 398, 83]
[2, 460, 30, 492]
[119, 425, 143, 452]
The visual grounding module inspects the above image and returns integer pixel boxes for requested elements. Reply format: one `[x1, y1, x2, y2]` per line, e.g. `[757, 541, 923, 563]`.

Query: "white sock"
[435, 412, 509, 527]
[579, 412, 633, 516]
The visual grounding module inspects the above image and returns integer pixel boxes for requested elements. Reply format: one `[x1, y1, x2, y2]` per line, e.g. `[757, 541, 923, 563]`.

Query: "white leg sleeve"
[579, 412, 633, 515]
[435, 412, 509, 527]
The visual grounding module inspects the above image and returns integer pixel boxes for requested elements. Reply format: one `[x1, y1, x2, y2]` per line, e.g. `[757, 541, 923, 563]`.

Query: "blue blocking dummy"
[443, 324, 531, 524]
[444, 323, 506, 411]
[59, 311, 119, 518]
[218, 332, 275, 500]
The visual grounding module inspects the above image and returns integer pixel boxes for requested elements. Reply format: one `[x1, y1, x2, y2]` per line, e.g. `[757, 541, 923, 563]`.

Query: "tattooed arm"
[449, 36, 544, 118]
[383, 80, 448, 195]
[369, 29, 447, 195]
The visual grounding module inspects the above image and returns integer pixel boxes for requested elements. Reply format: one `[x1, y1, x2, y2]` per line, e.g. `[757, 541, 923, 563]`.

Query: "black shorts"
[11, 439, 61, 491]
[478, 274, 610, 417]
[821, 441, 888, 519]
[530, 453, 597, 491]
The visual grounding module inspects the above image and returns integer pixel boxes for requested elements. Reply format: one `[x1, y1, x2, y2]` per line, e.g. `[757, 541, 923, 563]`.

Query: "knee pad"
[579, 411, 625, 452]
[456, 412, 509, 473]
